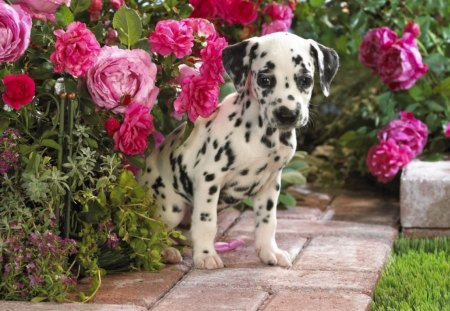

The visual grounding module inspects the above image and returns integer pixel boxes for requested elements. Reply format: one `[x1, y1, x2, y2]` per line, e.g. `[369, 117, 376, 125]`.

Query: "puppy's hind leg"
[156, 199, 187, 264]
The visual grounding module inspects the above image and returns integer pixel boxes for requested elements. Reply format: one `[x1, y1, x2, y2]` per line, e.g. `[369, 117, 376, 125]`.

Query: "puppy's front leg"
[191, 183, 224, 269]
[253, 172, 292, 267]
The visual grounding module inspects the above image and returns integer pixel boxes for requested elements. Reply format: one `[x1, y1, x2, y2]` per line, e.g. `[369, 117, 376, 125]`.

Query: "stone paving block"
[0, 302, 146, 311]
[287, 186, 333, 210]
[262, 290, 371, 311]
[327, 193, 399, 225]
[77, 265, 189, 308]
[227, 216, 397, 241]
[217, 207, 242, 238]
[294, 236, 391, 272]
[180, 268, 378, 294]
[278, 206, 323, 220]
[219, 233, 307, 268]
[152, 285, 268, 311]
[401, 160, 450, 228]
[403, 228, 450, 238]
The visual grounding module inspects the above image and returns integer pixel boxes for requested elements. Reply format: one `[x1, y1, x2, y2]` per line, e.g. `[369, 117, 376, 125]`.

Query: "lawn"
[372, 236, 450, 311]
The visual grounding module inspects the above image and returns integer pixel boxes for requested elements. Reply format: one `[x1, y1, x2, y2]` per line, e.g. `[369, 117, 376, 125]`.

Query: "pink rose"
[377, 32, 428, 91]
[264, 3, 293, 28]
[182, 18, 216, 39]
[200, 36, 228, 83]
[444, 122, 450, 138]
[174, 75, 219, 122]
[109, 0, 124, 9]
[262, 20, 290, 36]
[149, 20, 194, 58]
[378, 111, 428, 157]
[176, 65, 199, 84]
[2, 74, 35, 110]
[113, 103, 154, 155]
[88, 0, 102, 21]
[404, 21, 420, 38]
[86, 46, 159, 114]
[50, 22, 101, 78]
[104, 117, 121, 136]
[0, 2, 31, 63]
[189, 0, 219, 19]
[366, 139, 412, 183]
[218, 0, 258, 26]
[288, 0, 298, 11]
[359, 27, 397, 72]
[10, 0, 70, 22]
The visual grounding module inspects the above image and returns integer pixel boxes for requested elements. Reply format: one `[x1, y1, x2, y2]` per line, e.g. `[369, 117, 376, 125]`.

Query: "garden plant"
[0, 0, 449, 305]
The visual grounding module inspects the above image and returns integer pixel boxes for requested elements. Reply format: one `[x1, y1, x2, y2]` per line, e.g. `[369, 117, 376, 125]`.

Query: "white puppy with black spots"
[139, 32, 339, 269]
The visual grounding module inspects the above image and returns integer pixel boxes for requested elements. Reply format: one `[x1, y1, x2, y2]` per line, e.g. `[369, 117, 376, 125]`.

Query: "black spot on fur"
[240, 169, 249, 176]
[206, 120, 213, 128]
[261, 135, 274, 148]
[215, 147, 223, 162]
[275, 184, 280, 191]
[146, 168, 151, 173]
[249, 42, 259, 62]
[266, 199, 274, 211]
[266, 61, 275, 70]
[221, 141, 235, 171]
[274, 155, 280, 162]
[260, 51, 267, 58]
[205, 173, 215, 182]
[209, 185, 218, 195]
[213, 139, 219, 149]
[151, 176, 165, 195]
[287, 95, 295, 101]
[234, 118, 242, 127]
[222, 40, 249, 90]
[245, 131, 251, 142]
[203, 250, 209, 254]
[234, 186, 250, 192]
[245, 100, 251, 109]
[280, 131, 293, 148]
[245, 122, 252, 129]
[292, 55, 303, 66]
[256, 164, 268, 175]
[266, 127, 276, 136]
[200, 212, 211, 222]
[197, 142, 207, 158]
[172, 205, 182, 213]
[258, 116, 263, 127]
[228, 112, 237, 121]
[285, 82, 289, 88]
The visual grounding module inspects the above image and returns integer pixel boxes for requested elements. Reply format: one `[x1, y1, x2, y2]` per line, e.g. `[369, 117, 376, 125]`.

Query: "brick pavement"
[1, 187, 399, 311]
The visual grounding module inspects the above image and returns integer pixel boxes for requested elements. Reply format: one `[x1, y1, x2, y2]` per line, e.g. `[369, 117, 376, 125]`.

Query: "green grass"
[372, 236, 450, 311]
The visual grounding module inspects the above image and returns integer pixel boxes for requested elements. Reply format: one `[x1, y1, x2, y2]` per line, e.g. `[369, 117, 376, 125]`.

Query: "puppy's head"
[222, 32, 339, 130]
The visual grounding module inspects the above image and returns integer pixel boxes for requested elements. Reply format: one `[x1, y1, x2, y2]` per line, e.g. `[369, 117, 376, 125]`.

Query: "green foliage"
[294, 1, 450, 187]
[280, 151, 309, 207]
[373, 236, 450, 311]
[113, 6, 143, 48]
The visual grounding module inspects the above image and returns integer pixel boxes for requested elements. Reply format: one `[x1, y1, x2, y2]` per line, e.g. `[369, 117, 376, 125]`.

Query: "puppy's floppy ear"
[308, 39, 339, 97]
[222, 39, 258, 93]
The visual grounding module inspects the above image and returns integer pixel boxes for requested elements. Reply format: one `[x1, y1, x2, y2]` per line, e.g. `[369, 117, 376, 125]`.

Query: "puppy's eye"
[296, 76, 313, 89]
[257, 75, 275, 88]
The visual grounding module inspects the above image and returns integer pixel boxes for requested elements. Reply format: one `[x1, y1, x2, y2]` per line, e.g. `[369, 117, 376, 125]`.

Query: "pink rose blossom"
[114, 103, 154, 155]
[182, 18, 216, 39]
[288, 0, 298, 11]
[109, 0, 124, 9]
[10, 0, 70, 22]
[50, 22, 101, 77]
[200, 36, 228, 83]
[444, 122, 450, 138]
[176, 64, 199, 84]
[189, 0, 219, 19]
[0, 2, 31, 63]
[262, 20, 290, 35]
[366, 139, 412, 183]
[218, 0, 258, 26]
[264, 3, 293, 28]
[88, 0, 102, 21]
[404, 21, 420, 38]
[86, 46, 159, 114]
[378, 111, 428, 157]
[104, 117, 121, 136]
[149, 20, 194, 58]
[359, 27, 398, 72]
[174, 75, 219, 122]
[377, 32, 428, 91]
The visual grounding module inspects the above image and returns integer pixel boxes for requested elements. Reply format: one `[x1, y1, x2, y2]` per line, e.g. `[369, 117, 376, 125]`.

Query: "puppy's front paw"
[162, 247, 183, 264]
[193, 252, 224, 269]
[258, 247, 292, 268]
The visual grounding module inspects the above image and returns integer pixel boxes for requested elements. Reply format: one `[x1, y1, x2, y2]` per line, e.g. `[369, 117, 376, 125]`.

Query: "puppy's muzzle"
[274, 106, 300, 127]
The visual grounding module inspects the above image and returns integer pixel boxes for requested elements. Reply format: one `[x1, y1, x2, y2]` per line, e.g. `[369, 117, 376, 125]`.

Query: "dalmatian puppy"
[139, 32, 339, 269]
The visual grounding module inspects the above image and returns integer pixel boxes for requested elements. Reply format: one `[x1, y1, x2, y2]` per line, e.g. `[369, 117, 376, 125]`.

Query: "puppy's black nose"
[274, 106, 299, 125]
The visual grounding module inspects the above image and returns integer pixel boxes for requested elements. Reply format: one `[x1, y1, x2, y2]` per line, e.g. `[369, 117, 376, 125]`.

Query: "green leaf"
[40, 139, 62, 152]
[434, 76, 450, 96]
[281, 170, 306, 185]
[279, 192, 297, 208]
[113, 6, 142, 48]
[56, 5, 74, 27]
[309, 0, 324, 8]
[31, 297, 47, 303]
[70, 0, 91, 14]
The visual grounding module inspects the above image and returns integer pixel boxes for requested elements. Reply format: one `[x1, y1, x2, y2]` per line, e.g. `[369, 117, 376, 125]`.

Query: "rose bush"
[9, 0, 70, 21]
